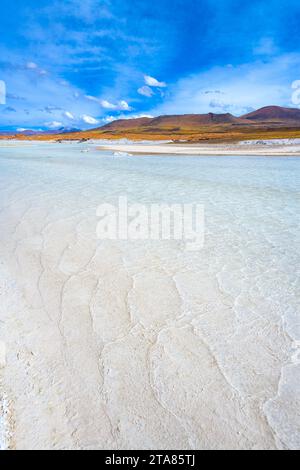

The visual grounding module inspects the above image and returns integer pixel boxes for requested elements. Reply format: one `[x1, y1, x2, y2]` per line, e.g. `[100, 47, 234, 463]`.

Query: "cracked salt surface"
[0, 142, 299, 449]
[0, 271, 18, 450]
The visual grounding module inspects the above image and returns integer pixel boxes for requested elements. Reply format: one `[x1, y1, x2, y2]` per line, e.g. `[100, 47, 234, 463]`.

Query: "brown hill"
[100, 107, 300, 132]
[86, 106, 300, 142]
[144, 113, 244, 126]
[243, 106, 300, 123]
[3, 106, 300, 143]
[101, 112, 245, 132]
[98, 117, 152, 131]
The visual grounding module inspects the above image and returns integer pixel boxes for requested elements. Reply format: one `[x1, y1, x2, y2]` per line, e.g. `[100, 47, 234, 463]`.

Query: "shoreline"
[97, 140, 300, 157]
[1, 138, 300, 157]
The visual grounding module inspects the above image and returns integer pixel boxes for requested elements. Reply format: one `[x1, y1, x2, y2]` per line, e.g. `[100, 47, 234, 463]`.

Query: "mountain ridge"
[100, 106, 300, 131]
[243, 105, 300, 122]
[2, 106, 300, 142]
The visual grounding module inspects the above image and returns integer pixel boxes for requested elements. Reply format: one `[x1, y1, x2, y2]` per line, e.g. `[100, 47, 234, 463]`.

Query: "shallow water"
[0, 143, 299, 449]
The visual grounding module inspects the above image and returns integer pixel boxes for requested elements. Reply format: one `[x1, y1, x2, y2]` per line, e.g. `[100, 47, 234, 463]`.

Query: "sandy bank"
[98, 140, 300, 156]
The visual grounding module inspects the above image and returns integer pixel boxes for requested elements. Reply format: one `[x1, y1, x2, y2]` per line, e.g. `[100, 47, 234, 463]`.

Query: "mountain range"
[99, 106, 300, 132]
[2, 106, 300, 142]
[0, 127, 80, 136]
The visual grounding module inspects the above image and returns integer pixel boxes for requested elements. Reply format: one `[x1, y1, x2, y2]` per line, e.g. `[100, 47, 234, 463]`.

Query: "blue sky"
[1, 0, 300, 130]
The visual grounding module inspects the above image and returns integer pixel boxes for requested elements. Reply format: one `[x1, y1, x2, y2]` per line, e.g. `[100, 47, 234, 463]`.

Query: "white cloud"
[102, 115, 117, 123]
[102, 113, 153, 123]
[64, 111, 75, 120]
[101, 99, 131, 110]
[0, 80, 6, 104]
[100, 99, 117, 109]
[86, 96, 132, 111]
[0, 53, 109, 129]
[45, 121, 63, 129]
[81, 114, 99, 125]
[131, 113, 154, 119]
[119, 100, 130, 110]
[25, 61, 48, 77]
[137, 85, 154, 97]
[152, 54, 300, 116]
[144, 75, 166, 88]
[85, 95, 101, 104]
[26, 62, 38, 70]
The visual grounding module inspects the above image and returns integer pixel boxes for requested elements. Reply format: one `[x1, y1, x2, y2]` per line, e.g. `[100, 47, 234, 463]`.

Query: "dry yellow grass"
[2, 124, 300, 143]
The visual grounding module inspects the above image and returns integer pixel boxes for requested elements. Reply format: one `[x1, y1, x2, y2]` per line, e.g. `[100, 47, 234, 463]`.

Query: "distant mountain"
[55, 127, 81, 134]
[99, 117, 152, 131]
[0, 127, 81, 136]
[2, 106, 300, 143]
[243, 106, 300, 123]
[16, 129, 42, 136]
[101, 113, 246, 132]
[100, 107, 300, 133]
[146, 113, 244, 126]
